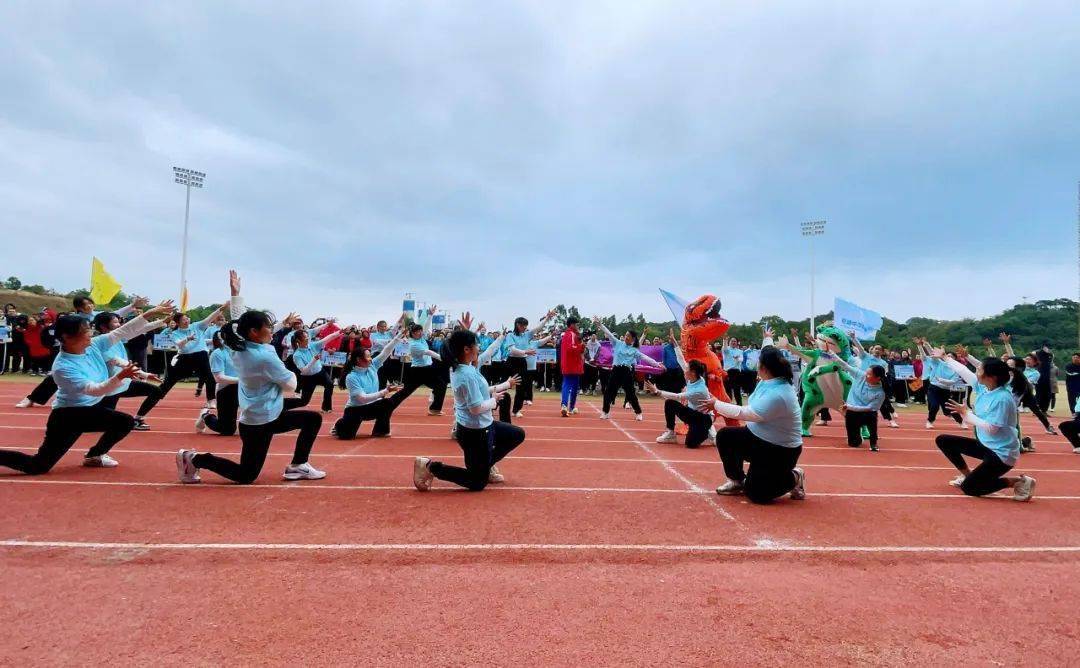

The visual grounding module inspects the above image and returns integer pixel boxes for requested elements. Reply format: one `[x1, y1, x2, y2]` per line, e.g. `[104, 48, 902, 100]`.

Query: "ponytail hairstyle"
[338, 346, 369, 389]
[1007, 356, 1028, 396]
[981, 357, 1011, 389]
[92, 311, 118, 335]
[687, 359, 707, 380]
[758, 346, 793, 383]
[626, 329, 640, 348]
[221, 310, 272, 352]
[445, 329, 478, 370]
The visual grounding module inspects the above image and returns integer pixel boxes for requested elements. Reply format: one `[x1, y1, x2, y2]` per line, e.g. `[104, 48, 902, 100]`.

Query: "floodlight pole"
[172, 166, 205, 307]
[801, 221, 826, 336]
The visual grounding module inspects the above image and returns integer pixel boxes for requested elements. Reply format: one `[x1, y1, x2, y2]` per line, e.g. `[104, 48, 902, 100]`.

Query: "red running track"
[1, 382, 1078, 665]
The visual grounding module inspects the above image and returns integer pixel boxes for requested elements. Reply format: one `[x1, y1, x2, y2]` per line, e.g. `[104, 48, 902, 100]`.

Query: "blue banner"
[534, 348, 557, 364]
[834, 297, 883, 341]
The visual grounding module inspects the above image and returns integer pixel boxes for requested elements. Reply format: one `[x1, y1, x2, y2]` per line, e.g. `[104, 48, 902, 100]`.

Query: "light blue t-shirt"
[1023, 368, 1040, 387]
[231, 343, 296, 425]
[745, 378, 802, 448]
[685, 377, 713, 413]
[52, 348, 112, 409]
[452, 363, 492, 429]
[921, 357, 935, 381]
[846, 374, 886, 412]
[292, 340, 326, 376]
[345, 357, 385, 407]
[612, 340, 645, 368]
[722, 346, 744, 371]
[972, 384, 1020, 466]
[370, 330, 393, 354]
[860, 354, 888, 372]
[505, 331, 533, 363]
[173, 322, 210, 355]
[210, 347, 237, 378]
[91, 335, 132, 395]
[930, 359, 962, 390]
[409, 337, 433, 368]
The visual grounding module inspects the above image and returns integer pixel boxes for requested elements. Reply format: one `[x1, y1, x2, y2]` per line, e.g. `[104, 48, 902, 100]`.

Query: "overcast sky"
[2, 1, 1077, 327]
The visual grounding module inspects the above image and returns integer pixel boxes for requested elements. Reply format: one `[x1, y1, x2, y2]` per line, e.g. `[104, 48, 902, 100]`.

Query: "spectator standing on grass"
[20, 314, 51, 375]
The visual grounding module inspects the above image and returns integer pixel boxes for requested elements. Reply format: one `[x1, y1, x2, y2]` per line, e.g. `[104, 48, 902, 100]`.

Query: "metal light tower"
[801, 220, 826, 335]
[173, 166, 205, 309]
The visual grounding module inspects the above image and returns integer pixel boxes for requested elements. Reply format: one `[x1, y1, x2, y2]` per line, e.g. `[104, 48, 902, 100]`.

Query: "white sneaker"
[83, 454, 119, 468]
[925, 421, 934, 430]
[15, 398, 32, 408]
[488, 465, 505, 484]
[895, 403, 908, 408]
[283, 462, 326, 480]
[176, 449, 201, 483]
[427, 409, 443, 416]
[888, 420, 900, 429]
[413, 457, 434, 491]
[702, 436, 716, 447]
[814, 419, 828, 427]
[1072, 447, 1080, 454]
[655, 430, 677, 444]
[635, 413, 644, 421]
[195, 409, 210, 434]
[514, 411, 524, 418]
[790, 467, 806, 500]
[599, 412, 610, 420]
[716, 479, 745, 495]
[949, 474, 966, 488]
[1013, 475, 1036, 502]
[570, 408, 578, 415]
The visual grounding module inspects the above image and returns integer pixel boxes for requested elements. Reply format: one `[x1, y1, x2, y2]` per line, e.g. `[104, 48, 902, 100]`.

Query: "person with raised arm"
[331, 328, 408, 439]
[93, 302, 174, 430]
[136, 302, 229, 416]
[928, 347, 1035, 501]
[504, 309, 556, 416]
[0, 306, 162, 474]
[392, 305, 448, 415]
[645, 352, 716, 449]
[824, 350, 888, 451]
[592, 317, 664, 421]
[287, 325, 345, 413]
[176, 271, 325, 484]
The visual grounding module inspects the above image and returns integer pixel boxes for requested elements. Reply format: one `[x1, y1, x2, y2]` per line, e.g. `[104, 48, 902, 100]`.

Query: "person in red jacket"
[20, 315, 52, 375]
[559, 317, 586, 416]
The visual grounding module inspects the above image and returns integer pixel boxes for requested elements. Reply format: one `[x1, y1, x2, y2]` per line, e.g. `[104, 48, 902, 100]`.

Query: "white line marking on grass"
[3, 539, 1080, 554]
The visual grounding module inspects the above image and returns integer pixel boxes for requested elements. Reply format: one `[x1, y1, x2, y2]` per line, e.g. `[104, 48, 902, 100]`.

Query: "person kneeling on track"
[646, 357, 716, 449]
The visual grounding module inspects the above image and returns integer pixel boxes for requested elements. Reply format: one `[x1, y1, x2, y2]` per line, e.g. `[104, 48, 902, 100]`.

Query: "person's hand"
[525, 348, 536, 356]
[546, 308, 557, 319]
[460, 311, 473, 330]
[762, 325, 774, 339]
[385, 383, 403, 394]
[999, 332, 1010, 343]
[133, 295, 150, 309]
[145, 373, 163, 383]
[145, 300, 175, 318]
[492, 389, 509, 403]
[776, 335, 790, 349]
[229, 270, 241, 297]
[507, 374, 522, 388]
[644, 380, 659, 395]
[945, 400, 969, 418]
[116, 363, 141, 381]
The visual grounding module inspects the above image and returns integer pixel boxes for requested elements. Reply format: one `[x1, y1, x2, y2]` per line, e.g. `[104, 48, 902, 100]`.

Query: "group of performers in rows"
[3, 274, 1075, 503]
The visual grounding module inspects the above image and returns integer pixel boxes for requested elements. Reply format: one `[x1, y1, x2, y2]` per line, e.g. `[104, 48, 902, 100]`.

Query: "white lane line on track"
[583, 401, 741, 523]
[3, 539, 1080, 554]
[6, 478, 1080, 500]
[2, 445, 1078, 474]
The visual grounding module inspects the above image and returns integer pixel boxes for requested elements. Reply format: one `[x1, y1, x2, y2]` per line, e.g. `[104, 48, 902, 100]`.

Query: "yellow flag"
[89, 257, 122, 305]
[179, 286, 189, 313]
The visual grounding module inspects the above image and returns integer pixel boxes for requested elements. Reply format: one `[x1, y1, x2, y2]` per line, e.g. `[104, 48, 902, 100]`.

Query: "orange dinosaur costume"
[680, 295, 739, 426]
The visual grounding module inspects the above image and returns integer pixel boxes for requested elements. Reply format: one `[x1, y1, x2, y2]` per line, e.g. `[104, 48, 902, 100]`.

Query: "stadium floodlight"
[173, 166, 206, 309]
[801, 220, 826, 335]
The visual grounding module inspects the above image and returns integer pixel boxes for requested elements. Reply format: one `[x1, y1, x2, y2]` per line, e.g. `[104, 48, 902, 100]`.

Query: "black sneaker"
[194, 387, 202, 398]
[870, 443, 879, 452]
[132, 418, 150, 432]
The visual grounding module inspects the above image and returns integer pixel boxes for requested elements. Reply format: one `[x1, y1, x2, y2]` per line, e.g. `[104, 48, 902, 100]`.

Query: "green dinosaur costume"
[796, 325, 854, 437]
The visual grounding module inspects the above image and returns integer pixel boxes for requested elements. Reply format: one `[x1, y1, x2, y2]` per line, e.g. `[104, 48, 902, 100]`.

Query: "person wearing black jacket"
[1065, 353, 1080, 416]
[1035, 344, 1054, 414]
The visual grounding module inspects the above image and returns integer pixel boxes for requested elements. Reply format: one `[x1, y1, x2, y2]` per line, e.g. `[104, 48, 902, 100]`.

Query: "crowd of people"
[2, 278, 1078, 505]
